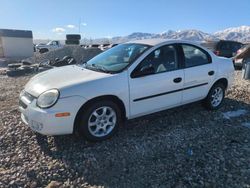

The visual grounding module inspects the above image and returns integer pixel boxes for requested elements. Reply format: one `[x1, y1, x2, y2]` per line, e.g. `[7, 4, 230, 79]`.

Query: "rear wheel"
[77, 100, 122, 141]
[204, 83, 225, 110]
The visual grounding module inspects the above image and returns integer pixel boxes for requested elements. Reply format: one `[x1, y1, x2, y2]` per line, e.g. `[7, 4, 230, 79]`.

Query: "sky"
[1, 0, 250, 39]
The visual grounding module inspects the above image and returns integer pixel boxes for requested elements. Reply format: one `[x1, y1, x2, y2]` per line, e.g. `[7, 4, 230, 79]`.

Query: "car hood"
[25, 65, 111, 97]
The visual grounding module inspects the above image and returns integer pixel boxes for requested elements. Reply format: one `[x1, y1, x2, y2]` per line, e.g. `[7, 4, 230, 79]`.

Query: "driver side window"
[133, 45, 178, 77]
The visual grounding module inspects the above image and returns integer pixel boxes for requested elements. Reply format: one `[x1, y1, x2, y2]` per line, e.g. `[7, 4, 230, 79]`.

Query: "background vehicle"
[201, 40, 243, 58]
[233, 44, 250, 68]
[36, 40, 63, 53]
[19, 39, 234, 141]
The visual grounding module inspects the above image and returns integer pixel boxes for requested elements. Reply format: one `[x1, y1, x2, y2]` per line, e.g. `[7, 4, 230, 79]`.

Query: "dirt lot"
[0, 71, 250, 188]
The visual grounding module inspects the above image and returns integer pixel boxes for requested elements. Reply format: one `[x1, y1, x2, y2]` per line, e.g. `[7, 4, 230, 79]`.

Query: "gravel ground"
[25, 46, 102, 64]
[0, 71, 250, 188]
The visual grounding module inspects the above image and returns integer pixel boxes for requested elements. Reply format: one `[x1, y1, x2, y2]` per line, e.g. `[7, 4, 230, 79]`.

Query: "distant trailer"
[0, 29, 33, 58]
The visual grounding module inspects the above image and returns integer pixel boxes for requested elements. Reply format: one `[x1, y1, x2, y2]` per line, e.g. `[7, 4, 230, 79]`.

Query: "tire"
[66, 34, 81, 40]
[203, 83, 225, 110]
[77, 100, 122, 142]
[21, 60, 32, 66]
[6, 68, 26, 77]
[39, 48, 49, 53]
[65, 40, 80, 45]
[21, 65, 34, 74]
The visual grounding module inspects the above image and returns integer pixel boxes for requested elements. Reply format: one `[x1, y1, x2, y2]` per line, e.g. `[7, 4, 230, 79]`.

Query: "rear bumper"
[19, 95, 87, 135]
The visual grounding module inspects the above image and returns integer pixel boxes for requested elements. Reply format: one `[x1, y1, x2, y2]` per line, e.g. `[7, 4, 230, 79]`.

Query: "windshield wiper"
[92, 64, 111, 73]
[84, 64, 111, 73]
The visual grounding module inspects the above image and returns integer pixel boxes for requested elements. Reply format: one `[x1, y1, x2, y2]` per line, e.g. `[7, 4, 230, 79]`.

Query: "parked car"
[201, 40, 243, 58]
[99, 43, 110, 51]
[233, 44, 250, 68]
[36, 40, 63, 53]
[19, 39, 234, 141]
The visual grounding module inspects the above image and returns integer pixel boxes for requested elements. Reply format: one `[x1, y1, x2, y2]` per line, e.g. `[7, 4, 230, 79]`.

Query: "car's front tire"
[77, 100, 122, 142]
[204, 83, 225, 110]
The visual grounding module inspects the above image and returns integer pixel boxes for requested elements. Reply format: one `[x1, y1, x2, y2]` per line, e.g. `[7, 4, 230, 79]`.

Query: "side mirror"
[131, 66, 155, 78]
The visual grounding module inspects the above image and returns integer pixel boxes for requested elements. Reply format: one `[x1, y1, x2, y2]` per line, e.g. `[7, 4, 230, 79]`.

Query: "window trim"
[179, 43, 212, 69]
[130, 44, 181, 78]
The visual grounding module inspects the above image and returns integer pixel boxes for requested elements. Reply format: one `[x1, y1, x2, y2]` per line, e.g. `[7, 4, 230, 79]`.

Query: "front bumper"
[19, 92, 87, 135]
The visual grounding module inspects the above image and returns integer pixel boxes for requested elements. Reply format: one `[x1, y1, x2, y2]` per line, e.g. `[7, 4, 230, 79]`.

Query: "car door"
[180, 44, 216, 104]
[128, 44, 184, 118]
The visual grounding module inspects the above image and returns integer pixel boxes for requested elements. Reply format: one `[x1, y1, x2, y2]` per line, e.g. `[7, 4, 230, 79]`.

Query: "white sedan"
[19, 39, 234, 141]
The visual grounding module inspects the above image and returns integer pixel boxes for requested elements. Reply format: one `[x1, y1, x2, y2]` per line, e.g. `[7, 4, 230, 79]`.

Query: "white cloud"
[67, 24, 76, 29]
[52, 27, 65, 33]
[81, 23, 87, 26]
[104, 36, 112, 39]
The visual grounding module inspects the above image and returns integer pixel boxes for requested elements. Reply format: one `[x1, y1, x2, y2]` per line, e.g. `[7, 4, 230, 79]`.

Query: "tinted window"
[134, 45, 178, 75]
[182, 44, 211, 68]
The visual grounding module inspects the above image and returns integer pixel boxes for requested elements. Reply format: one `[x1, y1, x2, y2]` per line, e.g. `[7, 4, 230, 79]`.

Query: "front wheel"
[77, 100, 122, 141]
[204, 83, 225, 110]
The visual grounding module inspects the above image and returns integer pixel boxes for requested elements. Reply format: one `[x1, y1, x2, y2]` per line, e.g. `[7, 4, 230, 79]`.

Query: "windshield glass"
[84, 43, 151, 73]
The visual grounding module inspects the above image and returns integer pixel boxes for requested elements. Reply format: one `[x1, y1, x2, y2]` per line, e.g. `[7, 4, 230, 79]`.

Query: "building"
[0, 29, 33, 58]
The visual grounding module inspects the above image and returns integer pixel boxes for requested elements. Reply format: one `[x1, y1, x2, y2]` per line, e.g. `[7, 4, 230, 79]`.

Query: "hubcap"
[88, 106, 117, 137]
[211, 87, 223, 107]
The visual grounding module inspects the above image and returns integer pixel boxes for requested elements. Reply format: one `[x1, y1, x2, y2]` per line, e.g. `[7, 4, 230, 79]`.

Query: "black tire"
[6, 68, 26, 77]
[203, 83, 225, 110]
[39, 48, 49, 54]
[77, 100, 122, 142]
[20, 65, 34, 74]
[21, 60, 32, 66]
[66, 34, 81, 40]
[65, 40, 80, 45]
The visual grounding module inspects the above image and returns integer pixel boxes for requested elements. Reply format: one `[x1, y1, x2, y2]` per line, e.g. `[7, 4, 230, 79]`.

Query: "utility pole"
[79, 18, 81, 34]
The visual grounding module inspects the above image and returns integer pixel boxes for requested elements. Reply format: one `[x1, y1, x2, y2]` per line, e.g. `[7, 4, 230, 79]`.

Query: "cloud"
[67, 24, 76, 29]
[104, 36, 112, 39]
[81, 23, 87, 26]
[52, 27, 65, 33]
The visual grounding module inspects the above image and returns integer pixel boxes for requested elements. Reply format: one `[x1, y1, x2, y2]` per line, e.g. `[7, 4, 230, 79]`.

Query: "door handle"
[173, 77, 182, 83]
[208, 71, 215, 76]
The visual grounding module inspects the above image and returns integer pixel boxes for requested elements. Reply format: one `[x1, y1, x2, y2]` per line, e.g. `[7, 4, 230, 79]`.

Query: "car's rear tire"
[77, 100, 122, 142]
[204, 83, 225, 110]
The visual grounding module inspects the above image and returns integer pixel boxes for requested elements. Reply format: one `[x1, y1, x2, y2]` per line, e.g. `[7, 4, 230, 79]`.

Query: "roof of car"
[128, 38, 198, 46]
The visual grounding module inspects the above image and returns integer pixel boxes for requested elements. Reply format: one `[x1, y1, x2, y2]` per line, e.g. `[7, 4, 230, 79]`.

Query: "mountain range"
[106, 26, 250, 44]
[34, 26, 250, 44]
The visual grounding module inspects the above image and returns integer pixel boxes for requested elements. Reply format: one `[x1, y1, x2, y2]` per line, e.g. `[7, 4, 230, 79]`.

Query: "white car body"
[36, 40, 62, 51]
[19, 39, 234, 136]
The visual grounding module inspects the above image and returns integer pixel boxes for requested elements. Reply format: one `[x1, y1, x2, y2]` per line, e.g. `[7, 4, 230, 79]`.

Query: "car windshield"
[84, 43, 151, 73]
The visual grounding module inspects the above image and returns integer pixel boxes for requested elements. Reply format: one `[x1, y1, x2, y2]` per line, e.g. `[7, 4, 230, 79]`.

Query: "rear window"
[182, 44, 211, 68]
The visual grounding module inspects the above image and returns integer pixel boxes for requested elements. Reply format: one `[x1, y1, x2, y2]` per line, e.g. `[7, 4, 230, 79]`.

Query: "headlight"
[36, 89, 60, 108]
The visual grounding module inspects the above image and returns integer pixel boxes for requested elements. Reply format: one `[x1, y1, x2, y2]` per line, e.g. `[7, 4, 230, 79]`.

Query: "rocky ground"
[0, 71, 250, 188]
[25, 46, 102, 64]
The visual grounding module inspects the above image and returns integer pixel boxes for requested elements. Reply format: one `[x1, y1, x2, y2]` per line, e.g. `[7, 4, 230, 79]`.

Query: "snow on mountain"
[75, 26, 250, 44]
[160, 29, 217, 41]
[109, 29, 218, 43]
[214, 26, 250, 42]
